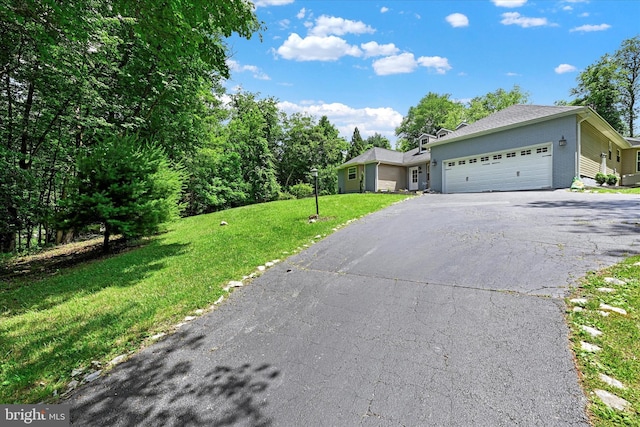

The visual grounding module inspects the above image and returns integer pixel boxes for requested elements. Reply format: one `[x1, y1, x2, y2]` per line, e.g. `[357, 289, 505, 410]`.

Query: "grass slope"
[568, 257, 640, 425]
[0, 193, 410, 404]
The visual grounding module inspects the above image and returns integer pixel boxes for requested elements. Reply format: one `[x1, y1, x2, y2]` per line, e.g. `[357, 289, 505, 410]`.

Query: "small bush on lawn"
[606, 174, 618, 186]
[289, 183, 314, 199]
[595, 173, 607, 185]
[278, 191, 295, 200]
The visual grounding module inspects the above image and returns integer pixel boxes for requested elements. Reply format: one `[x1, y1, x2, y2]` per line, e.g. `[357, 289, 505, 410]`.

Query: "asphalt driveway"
[68, 191, 640, 426]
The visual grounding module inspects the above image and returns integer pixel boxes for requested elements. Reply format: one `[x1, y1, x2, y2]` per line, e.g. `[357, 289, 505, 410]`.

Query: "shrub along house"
[338, 105, 639, 194]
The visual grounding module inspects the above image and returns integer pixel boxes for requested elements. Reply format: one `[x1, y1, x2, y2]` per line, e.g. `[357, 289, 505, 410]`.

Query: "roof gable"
[339, 147, 405, 168]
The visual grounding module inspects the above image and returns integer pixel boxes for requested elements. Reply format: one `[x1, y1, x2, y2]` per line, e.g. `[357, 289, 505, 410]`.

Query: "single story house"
[337, 105, 640, 194]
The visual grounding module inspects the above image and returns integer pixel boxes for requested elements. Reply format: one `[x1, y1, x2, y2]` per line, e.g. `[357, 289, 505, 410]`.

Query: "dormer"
[455, 122, 469, 130]
[417, 133, 436, 153]
[436, 128, 453, 139]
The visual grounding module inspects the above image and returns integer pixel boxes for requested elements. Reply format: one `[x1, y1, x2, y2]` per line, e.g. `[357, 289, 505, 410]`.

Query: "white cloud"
[226, 59, 270, 80]
[361, 41, 400, 58]
[500, 12, 549, 27]
[372, 53, 451, 76]
[380, 7, 389, 13]
[492, 0, 528, 7]
[446, 13, 469, 28]
[579, 12, 590, 17]
[309, 15, 375, 37]
[417, 56, 452, 74]
[506, 72, 521, 76]
[562, 5, 573, 11]
[279, 19, 290, 29]
[372, 53, 418, 75]
[570, 23, 611, 32]
[277, 33, 362, 61]
[554, 63, 577, 74]
[278, 101, 403, 142]
[253, 0, 294, 7]
[296, 8, 306, 19]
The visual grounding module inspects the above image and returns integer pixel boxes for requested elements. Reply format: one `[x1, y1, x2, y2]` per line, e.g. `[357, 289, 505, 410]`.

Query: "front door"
[409, 166, 419, 191]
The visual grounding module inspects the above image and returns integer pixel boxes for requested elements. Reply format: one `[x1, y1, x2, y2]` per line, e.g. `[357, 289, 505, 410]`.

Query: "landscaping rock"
[71, 368, 84, 378]
[194, 309, 204, 315]
[581, 341, 601, 352]
[599, 303, 627, 316]
[257, 266, 266, 272]
[598, 311, 610, 317]
[150, 333, 165, 341]
[604, 277, 626, 286]
[599, 374, 625, 389]
[594, 389, 630, 411]
[83, 370, 102, 383]
[66, 380, 79, 391]
[580, 325, 602, 337]
[228, 281, 243, 288]
[220, 221, 228, 226]
[570, 298, 588, 305]
[214, 296, 224, 305]
[183, 316, 196, 322]
[597, 287, 616, 293]
[108, 355, 127, 366]
[265, 262, 274, 268]
[572, 306, 584, 312]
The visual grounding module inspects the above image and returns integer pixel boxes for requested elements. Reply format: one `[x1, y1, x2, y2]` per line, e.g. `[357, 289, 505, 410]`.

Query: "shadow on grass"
[0, 240, 190, 316]
[67, 327, 279, 426]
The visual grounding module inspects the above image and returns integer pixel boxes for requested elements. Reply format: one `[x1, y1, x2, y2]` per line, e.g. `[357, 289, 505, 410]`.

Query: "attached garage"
[443, 143, 552, 193]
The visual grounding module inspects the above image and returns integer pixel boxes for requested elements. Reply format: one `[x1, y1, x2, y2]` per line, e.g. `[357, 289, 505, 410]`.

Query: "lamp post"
[311, 167, 319, 216]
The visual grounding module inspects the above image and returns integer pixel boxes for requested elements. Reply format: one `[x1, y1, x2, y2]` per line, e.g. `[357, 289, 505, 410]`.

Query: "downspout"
[576, 111, 590, 178]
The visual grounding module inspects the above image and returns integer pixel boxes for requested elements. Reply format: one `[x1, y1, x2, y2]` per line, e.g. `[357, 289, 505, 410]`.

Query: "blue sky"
[225, 0, 639, 146]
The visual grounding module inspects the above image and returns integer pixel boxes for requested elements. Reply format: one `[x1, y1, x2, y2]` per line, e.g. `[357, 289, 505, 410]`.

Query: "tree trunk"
[103, 225, 111, 253]
[0, 207, 18, 253]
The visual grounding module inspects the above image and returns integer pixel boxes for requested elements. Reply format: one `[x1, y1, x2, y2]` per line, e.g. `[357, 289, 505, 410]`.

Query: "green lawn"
[0, 193, 410, 404]
[568, 257, 640, 425]
[586, 186, 640, 194]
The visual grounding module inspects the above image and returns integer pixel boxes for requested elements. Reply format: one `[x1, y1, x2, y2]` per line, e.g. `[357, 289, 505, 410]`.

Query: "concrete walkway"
[68, 191, 640, 426]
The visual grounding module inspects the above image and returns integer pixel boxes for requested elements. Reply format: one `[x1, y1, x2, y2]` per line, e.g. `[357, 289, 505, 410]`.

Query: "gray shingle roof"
[340, 147, 405, 167]
[437, 104, 585, 143]
[403, 147, 431, 165]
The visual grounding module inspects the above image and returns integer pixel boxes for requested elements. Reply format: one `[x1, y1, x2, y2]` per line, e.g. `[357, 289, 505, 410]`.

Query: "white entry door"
[409, 167, 419, 190]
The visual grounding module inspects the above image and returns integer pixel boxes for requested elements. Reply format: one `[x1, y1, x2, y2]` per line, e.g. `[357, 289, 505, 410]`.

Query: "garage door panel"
[444, 144, 552, 193]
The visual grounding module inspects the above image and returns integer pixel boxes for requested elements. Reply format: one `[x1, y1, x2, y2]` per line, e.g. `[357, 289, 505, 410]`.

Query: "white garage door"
[443, 143, 552, 193]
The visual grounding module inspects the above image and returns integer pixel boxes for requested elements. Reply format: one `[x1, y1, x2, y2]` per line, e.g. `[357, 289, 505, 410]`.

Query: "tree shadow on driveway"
[523, 198, 640, 236]
[68, 327, 280, 427]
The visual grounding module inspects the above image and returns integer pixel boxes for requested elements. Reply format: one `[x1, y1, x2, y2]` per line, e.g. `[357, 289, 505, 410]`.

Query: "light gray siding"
[430, 116, 577, 192]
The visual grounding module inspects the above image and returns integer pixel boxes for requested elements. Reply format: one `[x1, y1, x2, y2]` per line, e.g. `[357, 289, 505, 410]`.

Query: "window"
[348, 167, 356, 180]
[447, 161, 455, 167]
[506, 152, 516, 158]
[493, 154, 502, 160]
[617, 149, 621, 163]
[411, 168, 418, 183]
[458, 160, 466, 165]
[481, 156, 489, 162]
[521, 149, 531, 156]
[469, 158, 477, 164]
[637, 151, 640, 172]
[536, 147, 548, 154]
[609, 142, 612, 160]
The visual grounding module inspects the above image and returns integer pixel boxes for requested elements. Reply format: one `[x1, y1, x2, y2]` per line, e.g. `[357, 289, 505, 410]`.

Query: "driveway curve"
[68, 191, 640, 426]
